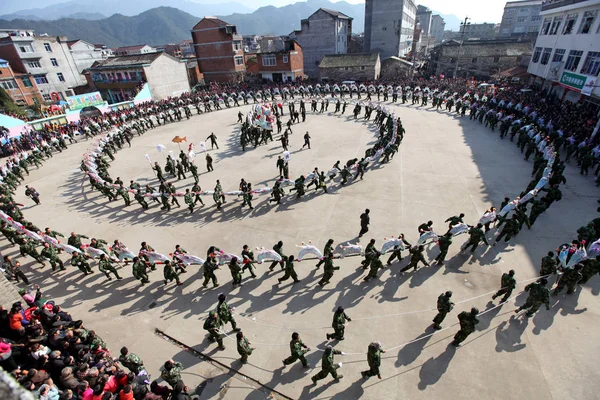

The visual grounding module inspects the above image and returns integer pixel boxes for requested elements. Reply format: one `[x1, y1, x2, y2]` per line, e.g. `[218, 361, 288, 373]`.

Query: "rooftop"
[87, 52, 164, 69]
[113, 44, 151, 52]
[541, 0, 594, 11]
[505, 0, 544, 8]
[319, 53, 380, 69]
[319, 8, 352, 19]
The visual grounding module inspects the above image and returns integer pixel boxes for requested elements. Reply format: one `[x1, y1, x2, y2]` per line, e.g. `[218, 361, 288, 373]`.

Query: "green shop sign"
[559, 71, 586, 90]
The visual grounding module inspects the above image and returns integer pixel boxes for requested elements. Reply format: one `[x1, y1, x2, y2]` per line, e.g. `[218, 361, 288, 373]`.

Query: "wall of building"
[319, 58, 380, 81]
[527, 0, 600, 100]
[416, 6, 432, 35]
[143, 54, 190, 100]
[364, 0, 416, 59]
[431, 15, 446, 44]
[69, 41, 108, 73]
[381, 58, 412, 79]
[433, 40, 533, 78]
[0, 61, 43, 106]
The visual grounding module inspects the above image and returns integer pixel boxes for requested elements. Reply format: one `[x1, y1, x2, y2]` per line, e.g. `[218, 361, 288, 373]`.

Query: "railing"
[92, 77, 143, 84]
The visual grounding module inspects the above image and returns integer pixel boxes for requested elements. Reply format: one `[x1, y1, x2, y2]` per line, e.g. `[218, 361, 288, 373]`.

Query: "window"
[382, 26, 387, 31]
[21, 77, 32, 87]
[50, 58, 58, 67]
[530, 16, 541, 22]
[43, 43, 52, 52]
[532, 47, 542, 63]
[33, 74, 48, 84]
[505, 9, 516, 14]
[540, 48, 552, 65]
[578, 10, 598, 34]
[65, 90, 74, 97]
[549, 16, 563, 35]
[541, 18, 551, 34]
[282, 55, 289, 63]
[344, 67, 349, 71]
[528, 26, 539, 33]
[493, 56, 500, 63]
[361, 66, 366, 70]
[504, 18, 513, 24]
[471, 57, 478, 63]
[57, 72, 65, 82]
[42, 93, 51, 101]
[18, 44, 34, 53]
[581, 51, 600, 76]
[233, 42, 241, 50]
[513, 26, 526, 33]
[262, 54, 276, 66]
[0, 79, 18, 90]
[552, 48, 566, 63]
[565, 50, 583, 71]
[26, 61, 41, 68]
[234, 56, 243, 66]
[517, 16, 527, 23]
[563, 13, 578, 34]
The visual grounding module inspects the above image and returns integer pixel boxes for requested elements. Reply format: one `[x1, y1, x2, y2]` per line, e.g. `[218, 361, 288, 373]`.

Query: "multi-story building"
[191, 17, 245, 82]
[66, 40, 110, 73]
[85, 52, 190, 103]
[254, 39, 304, 82]
[112, 45, 157, 56]
[527, 0, 600, 102]
[431, 15, 446, 44]
[0, 58, 42, 106]
[363, 0, 417, 59]
[0, 29, 86, 102]
[289, 8, 352, 78]
[429, 38, 533, 79]
[462, 23, 500, 39]
[498, 0, 544, 37]
[179, 40, 195, 58]
[416, 5, 433, 35]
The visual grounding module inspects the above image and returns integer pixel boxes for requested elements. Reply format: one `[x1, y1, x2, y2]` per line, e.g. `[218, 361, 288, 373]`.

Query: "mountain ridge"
[0, 2, 462, 48]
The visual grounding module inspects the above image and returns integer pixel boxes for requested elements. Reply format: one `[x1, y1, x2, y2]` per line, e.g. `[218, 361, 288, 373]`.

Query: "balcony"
[92, 77, 145, 90]
[92, 77, 144, 84]
[19, 51, 43, 59]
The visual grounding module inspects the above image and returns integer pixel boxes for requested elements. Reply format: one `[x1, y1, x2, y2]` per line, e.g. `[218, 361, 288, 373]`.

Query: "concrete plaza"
[8, 100, 600, 399]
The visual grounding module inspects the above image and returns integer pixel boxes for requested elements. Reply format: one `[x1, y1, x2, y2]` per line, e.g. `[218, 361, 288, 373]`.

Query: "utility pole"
[453, 16, 470, 79]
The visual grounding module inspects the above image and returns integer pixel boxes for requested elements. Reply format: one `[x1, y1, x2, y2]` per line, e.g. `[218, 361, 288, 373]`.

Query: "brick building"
[318, 53, 381, 81]
[191, 17, 245, 83]
[0, 58, 42, 106]
[289, 8, 353, 78]
[255, 39, 304, 82]
[429, 39, 533, 79]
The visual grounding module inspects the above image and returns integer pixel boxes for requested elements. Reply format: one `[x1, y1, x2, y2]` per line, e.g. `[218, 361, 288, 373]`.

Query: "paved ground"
[6, 100, 600, 400]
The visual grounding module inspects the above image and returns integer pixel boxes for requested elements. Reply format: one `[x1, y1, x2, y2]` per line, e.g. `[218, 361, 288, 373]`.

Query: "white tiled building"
[527, 0, 600, 103]
[0, 29, 86, 102]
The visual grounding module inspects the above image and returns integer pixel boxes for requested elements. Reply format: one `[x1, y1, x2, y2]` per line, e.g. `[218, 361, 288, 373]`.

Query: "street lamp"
[453, 17, 470, 78]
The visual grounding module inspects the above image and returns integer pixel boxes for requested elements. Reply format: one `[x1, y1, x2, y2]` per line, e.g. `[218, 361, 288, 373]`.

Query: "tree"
[0, 87, 26, 118]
